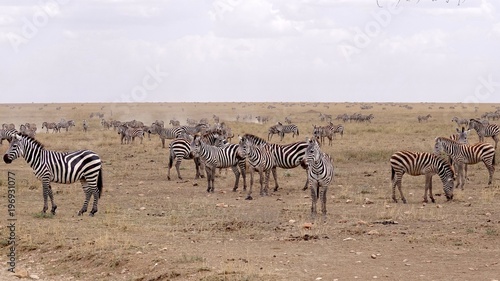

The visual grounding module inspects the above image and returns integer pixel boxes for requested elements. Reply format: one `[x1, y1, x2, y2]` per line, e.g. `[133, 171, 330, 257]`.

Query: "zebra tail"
[297, 129, 299, 136]
[97, 168, 103, 199]
[493, 152, 496, 166]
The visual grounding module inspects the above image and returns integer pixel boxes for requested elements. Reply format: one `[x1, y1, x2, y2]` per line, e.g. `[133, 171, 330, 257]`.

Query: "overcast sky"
[1, 0, 499, 104]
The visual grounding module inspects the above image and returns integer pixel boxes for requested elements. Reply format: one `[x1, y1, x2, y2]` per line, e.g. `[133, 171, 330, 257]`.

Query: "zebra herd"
[41, 119, 75, 133]
[391, 117, 499, 204]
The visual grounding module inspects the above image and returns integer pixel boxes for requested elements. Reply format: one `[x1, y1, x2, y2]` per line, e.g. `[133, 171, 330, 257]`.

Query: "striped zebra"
[238, 135, 276, 200]
[267, 123, 283, 141]
[278, 123, 299, 141]
[167, 132, 225, 181]
[19, 124, 36, 138]
[240, 134, 309, 191]
[312, 123, 343, 146]
[58, 120, 75, 132]
[169, 119, 180, 127]
[417, 114, 432, 123]
[3, 133, 103, 216]
[42, 121, 59, 133]
[190, 134, 246, 193]
[434, 137, 495, 190]
[390, 151, 454, 204]
[0, 128, 16, 144]
[468, 118, 500, 149]
[452, 116, 469, 127]
[148, 124, 185, 148]
[117, 126, 144, 144]
[305, 138, 334, 220]
[2, 123, 15, 130]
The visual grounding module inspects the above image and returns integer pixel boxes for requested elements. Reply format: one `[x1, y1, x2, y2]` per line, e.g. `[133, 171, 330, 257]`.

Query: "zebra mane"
[241, 133, 267, 145]
[18, 133, 45, 149]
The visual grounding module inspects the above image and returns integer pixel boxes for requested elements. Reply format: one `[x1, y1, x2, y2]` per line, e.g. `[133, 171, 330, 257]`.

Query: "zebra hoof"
[245, 195, 253, 200]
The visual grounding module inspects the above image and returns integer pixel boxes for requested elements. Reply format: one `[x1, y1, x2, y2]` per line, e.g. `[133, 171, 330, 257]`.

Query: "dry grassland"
[0, 102, 499, 281]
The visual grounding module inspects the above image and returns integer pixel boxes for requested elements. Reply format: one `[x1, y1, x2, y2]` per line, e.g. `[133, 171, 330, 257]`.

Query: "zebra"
[390, 150, 454, 204]
[417, 114, 432, 123]
[190, 134, 246, 193]
[267, 123, 283, 141]
[19, 124, 36, 138]
[169, 119, 180, 127]
[305, 138, 334, 221]
[3, 133, 103, 216]
[117, 125, 144, 144]
[434, 137, 495, 190]
[167, 132, 225, 181]
[83, 119, 88, 132]
[313, 123, 344, 146]
[148, 124, 186, 148]
[468, 118, 500, 149]
[452, 117, 469, 127]
[0, 128, 16, 144]
[41, 121, 59, 133]
[240, 134, 309, 191]
[2, 123, 15, 130]
[57, 119, 75, 132]
[278, 124, 299, 141]
[238, 135, 276, 200]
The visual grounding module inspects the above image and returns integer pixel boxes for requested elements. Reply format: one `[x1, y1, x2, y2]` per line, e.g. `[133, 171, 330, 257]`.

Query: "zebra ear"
[15, 134, 22, 140]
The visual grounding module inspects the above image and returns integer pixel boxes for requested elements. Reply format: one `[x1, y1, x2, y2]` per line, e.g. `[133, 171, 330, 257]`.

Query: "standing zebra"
[418, 114, 432, 123]
[452, 117, 469, 127]
[305, 138, 334, 221]
[3, 133, 103, 216]
[468, 118, 500, 149]
[240, 134, 309, 191]
[117, 126, 144, 144]
[190, 134, 246, 193]
[167, 132, 225, 181]
[434, 137, 495, 190]
[390, 150, 454, 204]
[267, 123, 282, 141]
[83, 119, 88, 132]
[238, 135, 276, 200]
[0, 128, 16, 144]
[278, 123, 299, 141]
[148, 124, 185, 148]
[42, 121, 59, 133]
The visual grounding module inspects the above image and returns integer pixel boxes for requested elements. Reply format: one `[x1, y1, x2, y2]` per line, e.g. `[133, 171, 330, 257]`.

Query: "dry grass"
[0, 102, 499, 280]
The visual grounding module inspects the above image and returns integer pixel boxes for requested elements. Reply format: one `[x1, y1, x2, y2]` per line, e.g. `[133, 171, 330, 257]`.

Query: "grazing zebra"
[83, 120, 88, 132]
[190, 134, 246, 193]
[117, 126, 144, 144]
[468, 118, 500, 149]
[417, 114, 432, 123]
[238, 135, 276, 200]
[305, 138, 334, 220]
[41, 121, 59, 133]
[0, 128, 16, 144]
[167, 132, 225, 181]
[390, 150, 454, 204]
[452, 116, 469, 127]
[434, 137, 495, 190]
[240, 134, 309, 191]
[3, 133, 103, 216]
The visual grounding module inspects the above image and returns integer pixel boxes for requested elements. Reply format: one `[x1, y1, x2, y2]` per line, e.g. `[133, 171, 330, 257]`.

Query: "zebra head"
[3, 134, 24, 164]
[455, 127, 470, 144]
[190, 134, 202, 157]
[434, 137, 446, 156]
[305, 138, 322, 164]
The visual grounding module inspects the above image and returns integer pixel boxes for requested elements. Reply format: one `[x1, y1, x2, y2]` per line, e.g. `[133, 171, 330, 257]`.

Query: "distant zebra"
[169, 119, 180, 127]
[167, 132, 225, 181]
[434, 137, 495, 190]
[19, 124, 36, 138]
[118, 126, 144, 144]
[57, 120, 75, 132]
[452, 117, 469, 127]
[267, 123, 282, 141]
[148, 124, 185, 148]
[190, 134, 246, 193]
[238, 135, 276, 199]
[42, 122, 59, 133]
[278, 124, 299, 141]
[417, 114, 432, 123]
[83, 120, 88, 132]
[450, 127, 471, 179]
[390, 150, 454, 204]
[240, 134, 309, 191]
[2, 123, 15, 130]
[468, 118, 500, 149]
[305, 138, 334, 220]
[312, 123, 343, 146]
[3, 133, 103, 216]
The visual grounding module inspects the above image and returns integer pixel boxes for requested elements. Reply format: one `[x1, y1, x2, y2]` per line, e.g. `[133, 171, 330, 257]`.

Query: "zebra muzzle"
[3, 154, 12, 164]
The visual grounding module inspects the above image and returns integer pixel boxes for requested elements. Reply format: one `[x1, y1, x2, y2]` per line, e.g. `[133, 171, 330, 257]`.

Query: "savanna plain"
[0, 102, 499, 281]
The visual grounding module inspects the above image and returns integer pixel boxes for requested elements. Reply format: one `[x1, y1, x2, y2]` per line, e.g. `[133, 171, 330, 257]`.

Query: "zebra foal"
[305, 138, 334, 221]
[390, 151, 454, 204]
[3, 133, 103, 216]
[434, 137, 495, 190]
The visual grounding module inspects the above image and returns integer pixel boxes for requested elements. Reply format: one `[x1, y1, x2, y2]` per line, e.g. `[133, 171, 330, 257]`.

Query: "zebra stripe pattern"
[390, 150, 454, 203]
[240, 134, 309, 191]
[277, 124, 299, 141]
[468, 118, 500, 149]
[3, 133, 103, 216]
[238, 135, 276, 199]
[190, 134, 246, 193]
[305, 138, 334, 220]
[42, 122, 59, 133]
[148, 124, 185, 148]
[434, 137, 495, 190]
[118, 126, 144, 144]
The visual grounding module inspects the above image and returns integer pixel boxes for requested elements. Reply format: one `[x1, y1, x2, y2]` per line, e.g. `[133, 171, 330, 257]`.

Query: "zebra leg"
[456, 163, 465, 190]
[271, 167, 280, 192]
[257, 167, 265, 196]
[310, 181, 318, 220]
[320, 185, 328, 222]
[246, 167, 254, 200]
[205, 165, 215, 192]
[263, 169, 271, 196]
[89, 187, 99, 216]
[174, 157, 183, 180]
[47, 185, 58, 215]
[231, 165, 241, 192]
[485, 160, 494, 185]
[302, 169, 309, 191]
[193, 157, 201, 179]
